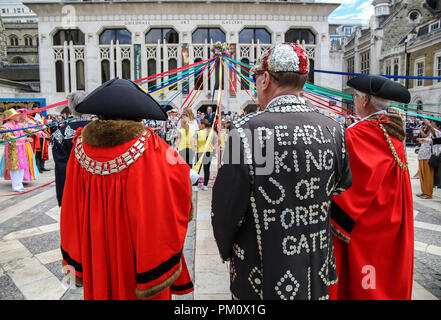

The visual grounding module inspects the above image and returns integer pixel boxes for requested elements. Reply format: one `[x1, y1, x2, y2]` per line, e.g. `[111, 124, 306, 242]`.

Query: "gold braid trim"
[379, 124, 408, 171]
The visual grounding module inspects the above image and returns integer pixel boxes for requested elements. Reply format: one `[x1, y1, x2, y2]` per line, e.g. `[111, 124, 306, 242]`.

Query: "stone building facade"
[341, 0, 441, 115]
[0, 16, 7, 65]
[26, 0, 339, 114]
[0, 1, 39, 64]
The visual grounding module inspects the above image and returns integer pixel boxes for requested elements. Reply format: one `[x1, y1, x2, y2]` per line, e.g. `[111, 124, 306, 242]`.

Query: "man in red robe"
[60, 78, 194, 300]
[329, 75, 414, 300]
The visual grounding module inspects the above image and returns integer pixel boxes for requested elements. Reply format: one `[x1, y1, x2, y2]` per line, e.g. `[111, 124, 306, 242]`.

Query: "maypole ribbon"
[135, 57, 215, 84]
[143, 60, 211, 91]
[1, 100, 68, 122]
[149, 57, 217, 131]
[193, 58, 223, 173]
[0, 117, 74, 146]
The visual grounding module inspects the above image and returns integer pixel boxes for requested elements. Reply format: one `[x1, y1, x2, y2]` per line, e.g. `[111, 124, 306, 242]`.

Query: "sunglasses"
[252, 72, 280, 83]
[252, 72, 264, 83]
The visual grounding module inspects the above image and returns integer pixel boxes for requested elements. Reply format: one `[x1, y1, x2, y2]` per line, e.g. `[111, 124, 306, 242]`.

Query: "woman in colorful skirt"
[1, 108, 39, 192]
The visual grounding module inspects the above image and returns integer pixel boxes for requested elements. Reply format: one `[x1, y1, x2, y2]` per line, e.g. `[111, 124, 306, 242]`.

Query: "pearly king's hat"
[75, 78, 167, 121]
[251, 43, 309, 74]
[347, 75, 411, 104]
[3, 108, 20, 119]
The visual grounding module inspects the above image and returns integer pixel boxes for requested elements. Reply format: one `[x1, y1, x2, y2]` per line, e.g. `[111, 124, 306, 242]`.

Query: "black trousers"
[35, 151, 46, 170]
[179, 148, 194, 168]
[195, 152, 212, 186]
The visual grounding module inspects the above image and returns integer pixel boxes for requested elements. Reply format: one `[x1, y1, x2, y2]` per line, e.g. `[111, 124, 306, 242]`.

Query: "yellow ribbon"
[193, 59, 223, 173]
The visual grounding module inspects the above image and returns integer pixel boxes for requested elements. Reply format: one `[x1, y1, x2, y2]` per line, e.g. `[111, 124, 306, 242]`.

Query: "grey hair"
[355, 90, 391, 110]
[67, 91, 87, 116]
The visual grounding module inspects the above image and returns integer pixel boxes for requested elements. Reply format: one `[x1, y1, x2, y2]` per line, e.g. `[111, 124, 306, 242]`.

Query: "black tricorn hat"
[75, 78, 167, 120]
[347, 75, 411, 104]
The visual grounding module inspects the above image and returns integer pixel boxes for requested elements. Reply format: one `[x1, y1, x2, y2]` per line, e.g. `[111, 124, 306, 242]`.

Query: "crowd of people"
[0, 104, 51, 192]
[1, 41, 441, 301]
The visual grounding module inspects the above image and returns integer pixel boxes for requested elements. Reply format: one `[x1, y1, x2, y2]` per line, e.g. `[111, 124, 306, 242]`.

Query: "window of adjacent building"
[436, 56, 441, 83]
[145, 28, 179, 44]
[53, 29, 85, 46]
[239, 28, 271, 44]
[431, 21, 440, 31]
[360, 51, 370, 74]
[417, 25, 430, 37]
[99, 28, 131, 45]
[409, 10, 421, 22]
[12, 56, 26, 64]
[347, 57, 355, 82]
[385, 60, 392, 76]
[24, 36, 33, 47]
[285, 29, 315, 45]
[344, 27, 353, 35]
[393, 58, 399, 82]
[415, 61, 424, 87]
[9, 35, 18, 46]
[192, 28, 225, 43]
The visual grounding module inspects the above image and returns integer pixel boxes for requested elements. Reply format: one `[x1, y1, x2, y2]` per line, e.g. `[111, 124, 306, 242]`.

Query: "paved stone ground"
[407, 146, 441, 299]
[0, 145, 440, 300]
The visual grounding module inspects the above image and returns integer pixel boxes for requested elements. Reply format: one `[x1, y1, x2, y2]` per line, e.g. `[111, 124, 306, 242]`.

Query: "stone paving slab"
[0, 146, 440, 300]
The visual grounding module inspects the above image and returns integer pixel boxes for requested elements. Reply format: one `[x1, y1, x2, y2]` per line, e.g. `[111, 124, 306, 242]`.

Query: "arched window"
[55, 61, 65, 92]
[147, 59, 157, 91]
[53, 29, 85, 45]
[101, 60, 110, 84]
[285, 29, 316, 45]
[240, 58, 250, 90]
[9, 35, 18, 46]
[99, 29, 131, 45]
[12, 56, 26, 64]
[122, 60, 131, 80]
[194, 58, 204, 90]
[146, 28, 179, 44]
[239, 28, 271, 44]
[76, 60, 85, 90]
[393, 61, 399, 82]
[168, 58, 178, 90]
[192, 28, 225, 43]
[24, 36, 33, 47]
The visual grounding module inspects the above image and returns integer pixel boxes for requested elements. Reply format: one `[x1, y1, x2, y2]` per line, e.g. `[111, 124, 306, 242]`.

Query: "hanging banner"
[134, 44, 142, 80]
[229, 44, 237, 96]
[182, 44, 190, 94]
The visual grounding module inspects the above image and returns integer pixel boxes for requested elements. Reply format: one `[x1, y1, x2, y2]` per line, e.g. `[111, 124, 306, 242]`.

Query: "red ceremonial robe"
[328, 115, 414, 300]
[31, 116, 49, 160]
[60, 121, 194, 300]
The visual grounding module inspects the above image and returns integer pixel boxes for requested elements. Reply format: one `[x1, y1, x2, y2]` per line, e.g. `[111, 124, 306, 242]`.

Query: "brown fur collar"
[368, 113, 405, 141]
[82, 120, 146, 147]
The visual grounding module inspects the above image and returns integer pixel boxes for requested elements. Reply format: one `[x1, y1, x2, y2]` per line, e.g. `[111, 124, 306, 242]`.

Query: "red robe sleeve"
[126, 132, 194, 299]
